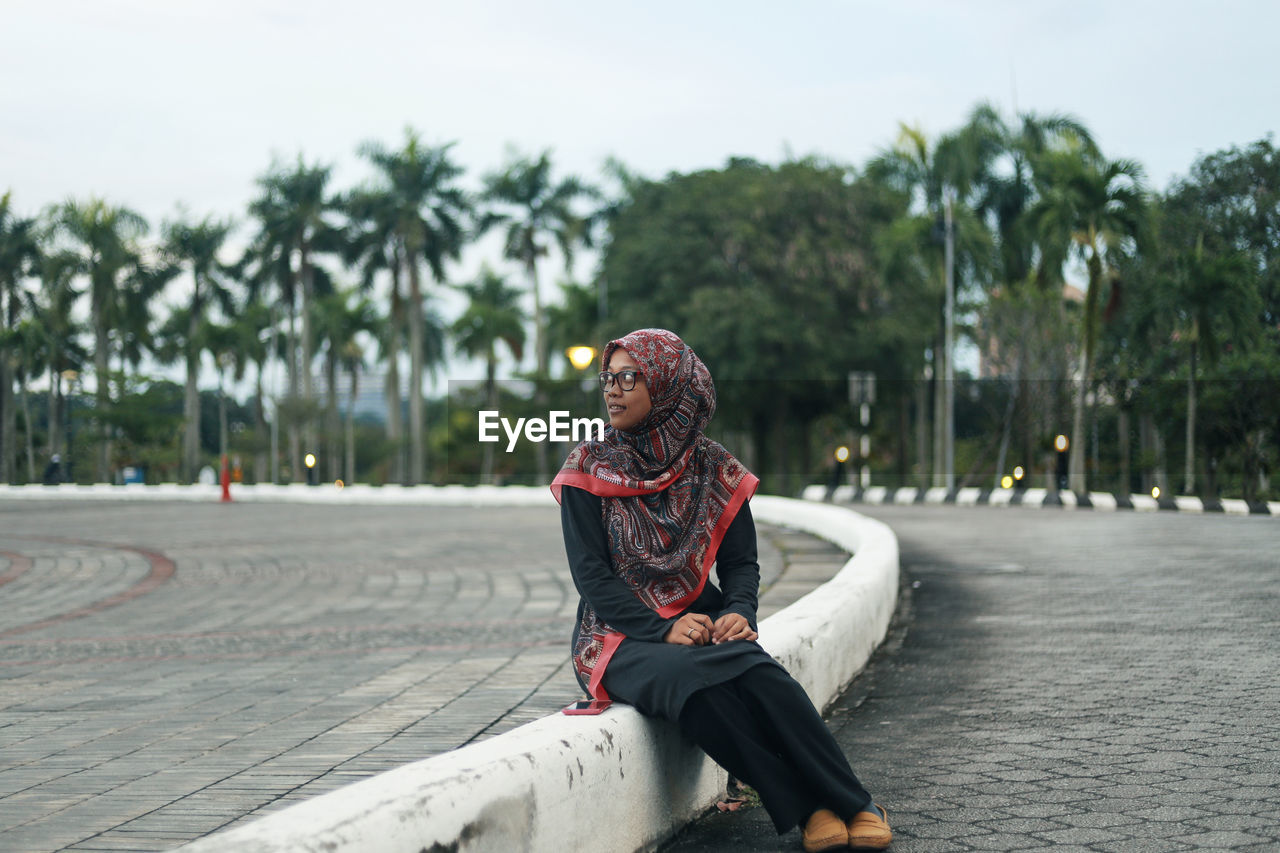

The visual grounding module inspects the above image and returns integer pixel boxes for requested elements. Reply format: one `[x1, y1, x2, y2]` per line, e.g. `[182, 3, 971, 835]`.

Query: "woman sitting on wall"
[552, 328, 892, 852]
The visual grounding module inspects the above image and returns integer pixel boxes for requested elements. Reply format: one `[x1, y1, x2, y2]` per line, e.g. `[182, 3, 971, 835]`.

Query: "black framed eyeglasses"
[599, 369, 644, 392]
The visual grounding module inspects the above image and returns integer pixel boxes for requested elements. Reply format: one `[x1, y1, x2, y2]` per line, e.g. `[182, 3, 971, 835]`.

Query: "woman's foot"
[801, 808, 848, 852]
[847, 803, 892, 850]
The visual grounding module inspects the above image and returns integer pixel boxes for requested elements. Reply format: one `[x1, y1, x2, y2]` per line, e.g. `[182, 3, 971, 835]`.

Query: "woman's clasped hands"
[664, 611, 758, 646]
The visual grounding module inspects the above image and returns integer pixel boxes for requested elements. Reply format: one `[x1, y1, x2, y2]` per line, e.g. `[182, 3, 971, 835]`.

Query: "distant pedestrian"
[42, 454, 62, 485]
[554, 329, 892, 852]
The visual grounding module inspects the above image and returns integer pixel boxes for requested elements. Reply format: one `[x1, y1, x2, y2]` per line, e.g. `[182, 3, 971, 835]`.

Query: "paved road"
[666, 505, 1280, 852]
[0, 498, 844, 852]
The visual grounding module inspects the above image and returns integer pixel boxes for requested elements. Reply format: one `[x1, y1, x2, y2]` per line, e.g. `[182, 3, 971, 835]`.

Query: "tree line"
[1, 106, 1276, 498]
[591, 107, 1277, 500]
[1, 133, 592, 486]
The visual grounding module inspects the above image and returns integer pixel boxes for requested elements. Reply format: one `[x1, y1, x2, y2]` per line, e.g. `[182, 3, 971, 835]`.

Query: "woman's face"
[603, 348, 652, 432]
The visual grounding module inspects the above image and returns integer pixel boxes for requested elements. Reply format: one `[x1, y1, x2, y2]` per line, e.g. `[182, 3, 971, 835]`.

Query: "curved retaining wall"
[2, 485, 897, 853]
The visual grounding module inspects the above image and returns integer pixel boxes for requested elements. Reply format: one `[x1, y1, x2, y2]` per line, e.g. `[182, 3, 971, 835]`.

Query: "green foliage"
[480, 149, 595, 375]
[101, 378, 183, 482]
[1197, 336, 1280, 500]
[2, 115, 1276, 498]
[453, 267, 527, 378]
[1175, 138, 1280, 327]
[599, 157, 929, 488]
[1098, 137, 1278, 496]
[606, 158, 917, 375]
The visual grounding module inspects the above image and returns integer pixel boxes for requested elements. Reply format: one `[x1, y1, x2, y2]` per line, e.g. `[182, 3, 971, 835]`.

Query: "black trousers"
[678, 664, 872, 834]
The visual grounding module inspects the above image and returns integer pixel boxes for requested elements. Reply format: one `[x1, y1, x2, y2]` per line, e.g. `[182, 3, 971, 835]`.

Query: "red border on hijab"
[587, 632, 623, 700]
[653, 471, 758, 618]
[550, 463, 690, 502]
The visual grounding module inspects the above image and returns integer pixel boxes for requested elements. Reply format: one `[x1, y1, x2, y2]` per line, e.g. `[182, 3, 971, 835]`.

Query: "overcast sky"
[7, 0, 1275, 217]
[3, 0, 1276, 379]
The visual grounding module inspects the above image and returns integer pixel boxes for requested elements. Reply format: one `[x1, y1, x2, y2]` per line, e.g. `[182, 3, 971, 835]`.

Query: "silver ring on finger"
[687, 628, 695, 638]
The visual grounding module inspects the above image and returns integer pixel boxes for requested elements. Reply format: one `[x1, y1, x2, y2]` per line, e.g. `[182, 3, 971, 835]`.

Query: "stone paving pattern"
[0, 498, 845, 852]
[665, 505, 1280, 852]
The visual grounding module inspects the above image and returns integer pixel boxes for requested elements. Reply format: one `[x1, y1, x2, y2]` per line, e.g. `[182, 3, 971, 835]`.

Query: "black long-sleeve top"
[559, 484, 761, 640]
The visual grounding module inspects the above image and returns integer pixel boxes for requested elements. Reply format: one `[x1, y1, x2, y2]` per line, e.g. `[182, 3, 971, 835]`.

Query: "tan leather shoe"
[847, 804, 892, 850]
[802, 808, 849, 852]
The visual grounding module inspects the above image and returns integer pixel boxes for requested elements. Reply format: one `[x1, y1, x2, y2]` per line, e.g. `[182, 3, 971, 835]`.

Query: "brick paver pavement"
[666, 505, 1280, 852]
[0, 498, 845, 852]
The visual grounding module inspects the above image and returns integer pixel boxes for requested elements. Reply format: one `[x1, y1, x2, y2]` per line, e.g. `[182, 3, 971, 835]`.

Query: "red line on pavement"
[0, 551, 32, 587]
[0, 638, 563, 668]
[0, 538, 176, 639]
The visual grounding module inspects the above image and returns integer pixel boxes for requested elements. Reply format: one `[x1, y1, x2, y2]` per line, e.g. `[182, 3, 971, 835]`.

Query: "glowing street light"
[305, 453, 317, 486]
[1152, 486, 1161, 499]
[835, 446, 850, 464]
[1001, 475, 1013, 489]
[1013, 465, 1025, 481]
[566, 345, 600, 411]
[565, 346, 597, 371]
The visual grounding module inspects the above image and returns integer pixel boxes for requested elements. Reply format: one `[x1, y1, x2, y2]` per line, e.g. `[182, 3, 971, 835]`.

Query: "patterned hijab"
[551, 329, 759, 698]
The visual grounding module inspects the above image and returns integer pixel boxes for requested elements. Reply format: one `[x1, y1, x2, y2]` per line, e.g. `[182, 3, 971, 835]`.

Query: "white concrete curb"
[25, 486, 895, 853]
[750, 497, 899, 712]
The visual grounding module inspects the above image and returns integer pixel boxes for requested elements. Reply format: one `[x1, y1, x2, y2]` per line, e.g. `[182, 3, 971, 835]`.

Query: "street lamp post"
[827, 445, 850, 502]
[1054, 434, 1070, 492]
[943, 189, 956, 494]
[61, 369, 78, 483]
[848, 371, 875, 490]
[270, 307, 280, 485]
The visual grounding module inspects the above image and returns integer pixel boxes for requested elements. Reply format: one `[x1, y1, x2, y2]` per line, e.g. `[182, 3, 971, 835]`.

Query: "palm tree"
[452, 266, 526, 483]
[546, 278, 602, 359]
[357, 129, 468, 484]
[239, 217, 295, 481]
[867, 124, 994, 489]
[11, 318, 49, 482]
[224, 297, 272, 483]
[966, 105, 1099, 485]
[114, 259, 173, 394]
[202, 320, 246, 465]
[339, 329, 371, 486]
[1170, 238, 1259, 494]
[1032, 152, 1148, 493]
[342, 186, 407, 482]
[48, 198, 148, 482]
[248, 157, 341, 480]
[25, 251, 86, 477]
[162, 214, 237, 482]
[314, 287, 378, 482]
[969, 105, 1099, 292]
[480, 149, 594, 482]
[0, 192, 41, 483]
[155, 309, 242, 475]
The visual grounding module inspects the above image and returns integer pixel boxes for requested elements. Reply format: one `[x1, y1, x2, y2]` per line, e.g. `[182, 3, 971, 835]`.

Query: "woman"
[552, 329, 891, 852]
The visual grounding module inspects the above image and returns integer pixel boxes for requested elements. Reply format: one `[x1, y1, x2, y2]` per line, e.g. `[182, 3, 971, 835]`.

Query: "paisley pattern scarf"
[551, 329, 759, 699]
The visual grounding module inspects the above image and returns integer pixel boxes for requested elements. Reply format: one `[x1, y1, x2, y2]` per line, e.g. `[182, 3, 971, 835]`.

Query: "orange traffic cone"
[220, 454, 232, 503]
